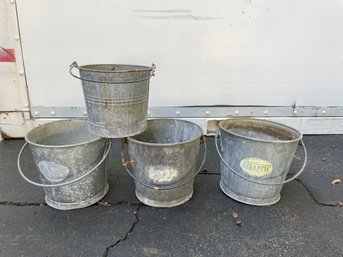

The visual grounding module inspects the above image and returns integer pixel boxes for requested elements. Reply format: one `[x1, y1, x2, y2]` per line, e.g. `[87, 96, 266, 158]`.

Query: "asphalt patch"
[0, 204, 137, 257]
[108, 175, 343, 257]
[298, 135, 343, 205]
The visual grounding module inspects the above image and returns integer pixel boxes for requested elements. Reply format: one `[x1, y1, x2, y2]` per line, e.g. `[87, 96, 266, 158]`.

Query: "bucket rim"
[77, 64, 153, 73]
[25, 119, 104, 148]
[127, 118, 204, 147]
[218, 118, 303, 144]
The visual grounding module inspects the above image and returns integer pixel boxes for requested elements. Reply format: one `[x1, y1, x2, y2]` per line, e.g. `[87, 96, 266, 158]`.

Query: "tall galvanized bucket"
[123, 119, 206, 207]
[70, 61, 156, 138]
[17, 120, 111, 210]
[215, 119, 307, 206]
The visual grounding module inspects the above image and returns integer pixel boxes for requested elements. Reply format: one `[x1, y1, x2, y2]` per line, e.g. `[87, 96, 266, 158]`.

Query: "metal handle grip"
[215, 129, 307, 186]
[69, 61, 156, 84]
[122, 136, 207, 190]
[17, 140, 112, 187]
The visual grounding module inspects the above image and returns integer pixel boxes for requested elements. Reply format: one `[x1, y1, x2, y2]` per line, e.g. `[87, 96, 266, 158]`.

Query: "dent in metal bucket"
[70, 62, 156, 138]
[216, 119, 307, 206]
[124, 119, 206, 208]
[17, 120, 110, 210]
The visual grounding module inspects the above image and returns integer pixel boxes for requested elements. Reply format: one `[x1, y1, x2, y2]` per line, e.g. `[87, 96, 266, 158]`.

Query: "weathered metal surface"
[217, 118, 305, 206]
[30, 106, 343, 118]
[0, 0, 30, 112]
[127, 119, 203, 207]
[70, 62, 155, 138]
[0, 112, 12, 139]
[20, 119, 109, 210]
[0, 130, 12, 139]
[15, 1, 343, 109]
[0, 112, 31, 140]
[2, 108, 343, 138]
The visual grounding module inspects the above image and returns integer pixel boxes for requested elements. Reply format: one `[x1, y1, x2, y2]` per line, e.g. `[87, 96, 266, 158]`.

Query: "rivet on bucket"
[215, 119, 307, 206]
[122, 119, 206, 208]
[70, 62, 156, 138]
[17, 120, 111, 210]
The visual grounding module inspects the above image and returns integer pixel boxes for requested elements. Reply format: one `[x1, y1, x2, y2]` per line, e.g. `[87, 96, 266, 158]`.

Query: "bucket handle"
[121, 136, 207, 190]
[17, 140, 112, 187]
[215, 129, 307, 186]
[69, 61, 156, 84]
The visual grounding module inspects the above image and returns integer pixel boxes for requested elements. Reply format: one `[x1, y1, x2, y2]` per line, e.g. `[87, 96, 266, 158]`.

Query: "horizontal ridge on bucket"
[216, 118, 307, 206]
[70, 62, 156, 138]
[123, 119, 206, 208]
[17, 119, 111, 210]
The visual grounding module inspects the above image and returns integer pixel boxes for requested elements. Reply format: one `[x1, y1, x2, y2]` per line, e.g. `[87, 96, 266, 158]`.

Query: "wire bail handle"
[215, 129, 307, 186]
[121, 135, 207, 190]
[17, 140, 112, 187]
[69, 61, 156, 84]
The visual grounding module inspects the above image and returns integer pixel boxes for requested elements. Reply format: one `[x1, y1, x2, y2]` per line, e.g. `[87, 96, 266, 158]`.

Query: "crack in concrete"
[295, 179, 342, 207]
[102, 205, 141, 257]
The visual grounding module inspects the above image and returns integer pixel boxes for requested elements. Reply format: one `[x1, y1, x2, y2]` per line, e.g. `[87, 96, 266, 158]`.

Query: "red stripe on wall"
[0, 48, 15, 62]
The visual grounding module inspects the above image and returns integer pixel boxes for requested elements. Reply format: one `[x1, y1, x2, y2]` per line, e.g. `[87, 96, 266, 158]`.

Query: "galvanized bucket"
[122, 119, 206, 207]
[215, 119, 307, 206]
[70, 61, 156, 138]
[17, 120, 111, 210]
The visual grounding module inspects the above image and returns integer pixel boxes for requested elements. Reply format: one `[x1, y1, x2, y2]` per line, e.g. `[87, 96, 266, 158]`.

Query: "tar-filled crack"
[199, 172, 341, 208]
[0, 201, 140, 207]
[296, 179, 341, 207]
[0, 201, 46, 206]
[105, 201, 141, 206]
[102, 205, 141, 257]
[199, 171, 220, 175]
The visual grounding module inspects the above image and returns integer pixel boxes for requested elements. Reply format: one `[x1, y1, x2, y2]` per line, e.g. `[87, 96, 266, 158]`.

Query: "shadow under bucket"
[70, 62, 156, 138]
[123, 119, 206, 207]
[17, 120, 111, 210]
[216, 119, 307, 206]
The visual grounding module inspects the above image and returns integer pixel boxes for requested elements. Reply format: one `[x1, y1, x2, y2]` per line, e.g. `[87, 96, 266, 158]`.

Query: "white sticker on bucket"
[38, 161, 70, 183]
[147, 166, 178, 183]
[240, 158, 273, 177]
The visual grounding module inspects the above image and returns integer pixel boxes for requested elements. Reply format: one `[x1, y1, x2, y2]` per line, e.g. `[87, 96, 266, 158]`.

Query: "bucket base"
[45, 183, 109, 210]
[220, 181, 280, 206]
[135, 190, 193, 208]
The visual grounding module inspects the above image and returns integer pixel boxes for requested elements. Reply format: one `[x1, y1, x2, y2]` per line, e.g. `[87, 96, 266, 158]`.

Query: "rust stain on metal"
[0, 130, 13, 139]
[137, 14, 226, 20]
[1, 112, 9, 119]
[133, 9, 192, 13]
[200, 135, 206, 145]
[133, 9, 228, 21]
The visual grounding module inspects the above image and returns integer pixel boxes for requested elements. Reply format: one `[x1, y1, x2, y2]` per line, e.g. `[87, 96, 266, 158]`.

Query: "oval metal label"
[240, 158, 273, 177]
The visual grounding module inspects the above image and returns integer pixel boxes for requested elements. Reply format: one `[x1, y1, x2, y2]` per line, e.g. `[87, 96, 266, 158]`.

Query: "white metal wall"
[1, 0, 343, 137]
[16, 0, 343, 107]
[0, 0, 30, 139]
[0, 0, 27, 111]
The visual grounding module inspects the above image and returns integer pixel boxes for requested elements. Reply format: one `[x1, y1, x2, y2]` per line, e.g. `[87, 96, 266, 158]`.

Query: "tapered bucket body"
[217, 119, 303, 206]
[127, 119, 203, 207]
[71, 62, 155, 138]
[25, 120, 109, 210]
